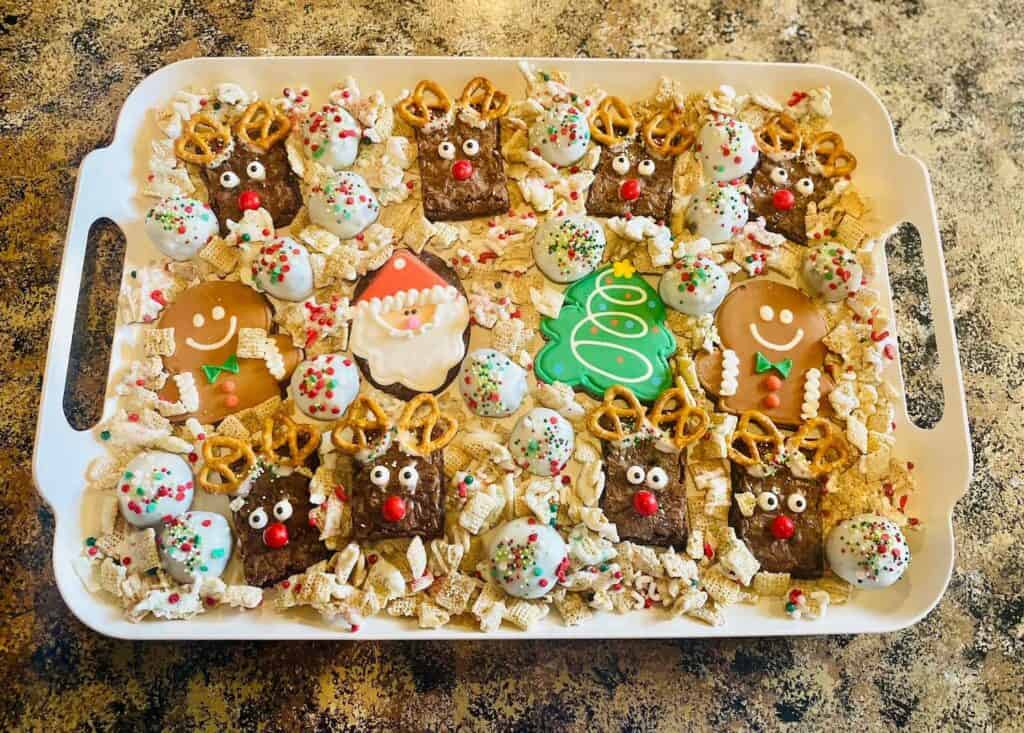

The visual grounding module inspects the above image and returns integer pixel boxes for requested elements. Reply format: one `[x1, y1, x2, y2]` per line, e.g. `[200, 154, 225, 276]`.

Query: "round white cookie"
[158, 511, 232, 583]
[250, 236, 314, 302]
[659, 255, 731, 316]
[308, 171, 380, 240]
[290, 353, 361, 420]
[696, 117, 759, 181]
[144, 195, 219, 261]
[686, 183, 749, 243]
[509, 407, 575, 476]
[302, 104, 361, 170]
[802, 242, 864, 302]
[528, 104, 591, 168]
[532, 215, 606, 283]
[458, 349, 528, 418]
[826, 514, 910, 589]
[117, 451, 194, 528]
[487, 517, 568, 599]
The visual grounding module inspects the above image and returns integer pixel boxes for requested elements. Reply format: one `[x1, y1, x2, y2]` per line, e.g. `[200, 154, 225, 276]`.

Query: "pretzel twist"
[398, 393, 458, 455]
[642, 108, 694, 157]
[727, 410, 784, 467]
[331, 395, 393, 455]
[234, 100, 291, 151]
[458, 77, 509, 121]
[808, 131, 857, 177]
[396, 80, 453, 128]
[587, 385, 648, 442]
[174, 113, 233, 165]
[786, 417, 849, 477]
[258, 413, 320, 467]
[589, 96, 638, 146]
[649, 381, 710, 449]
[755, 113, 802, 158]
[197, 435, 257, 494]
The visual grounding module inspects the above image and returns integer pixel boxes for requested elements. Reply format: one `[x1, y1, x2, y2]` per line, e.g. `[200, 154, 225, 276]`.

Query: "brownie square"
[748, 158, 828, 245]
[600, 436, 687, 547]
[729, 463, 824, 578]
[203, 142, 302, 235]
[586, 139, 675, 221]
[349, 443, 446, 541]
[231, 469, 330, 587]
[415, 118, 509, 221]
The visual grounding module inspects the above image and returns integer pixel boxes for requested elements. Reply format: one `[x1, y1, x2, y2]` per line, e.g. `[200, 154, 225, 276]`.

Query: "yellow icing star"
[612, 260, 636, 278]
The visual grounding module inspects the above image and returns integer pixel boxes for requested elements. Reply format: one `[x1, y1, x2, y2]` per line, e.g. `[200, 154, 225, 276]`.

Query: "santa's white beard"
[349, 299, 470, 391]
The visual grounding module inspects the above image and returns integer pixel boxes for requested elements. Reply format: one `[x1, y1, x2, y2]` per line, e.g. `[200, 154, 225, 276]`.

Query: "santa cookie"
[157, 281, 302, 424]
[348, 249, 470, 399]
[695, 280, 833, 427]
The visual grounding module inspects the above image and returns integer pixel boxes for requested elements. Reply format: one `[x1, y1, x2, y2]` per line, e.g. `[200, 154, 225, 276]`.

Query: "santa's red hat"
[355, 250, 458, 313]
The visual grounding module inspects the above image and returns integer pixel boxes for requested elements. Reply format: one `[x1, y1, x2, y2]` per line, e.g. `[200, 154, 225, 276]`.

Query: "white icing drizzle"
[748, 323, 804, 352]
[720, 349, 739, 397]
[801, 368, 822, 420]
[175, 372, 200, 412]
[262, 338, 285, 380]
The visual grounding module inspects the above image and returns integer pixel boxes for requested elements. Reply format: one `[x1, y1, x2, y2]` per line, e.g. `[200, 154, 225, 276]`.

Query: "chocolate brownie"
[748, 158, 828, 245]
[600, 435, 687, 547]
[231, 469, 329, 587]
[729, 463, 824, 578]
[586, 139, 674, 221]
[415, 117, 509, 221]
[349, 443, 446, 541]
[203, 141, 302, 235]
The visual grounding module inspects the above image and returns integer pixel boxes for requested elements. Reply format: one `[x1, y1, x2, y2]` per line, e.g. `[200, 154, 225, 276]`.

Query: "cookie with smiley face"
[157, 281, 302, 424]
[695, 280, 833, 428]
[396, 78, 510, 222]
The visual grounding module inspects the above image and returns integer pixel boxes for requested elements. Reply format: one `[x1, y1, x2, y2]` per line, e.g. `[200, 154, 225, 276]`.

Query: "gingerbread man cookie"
[158, 281, 301, 424]
[695, 280, 833, 427]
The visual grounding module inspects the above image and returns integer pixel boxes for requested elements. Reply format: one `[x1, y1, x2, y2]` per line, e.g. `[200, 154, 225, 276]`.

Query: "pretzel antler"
[197, 435, 257, 494]
[587, 385, 648, 442]
[174, 113, 233, 165]
[233, 100, 291, 152]
[727, 410, 784, 467]
[642, 108, 694, 157]
[398, 393, 458, 455]
[808, 131, 857, 177]
[396, 80, 453, 128]
[589, 96, 638, 147]
[458, 77, 509, 121]
[331, 395, 393, 455]
[649, 379, 709, 449]
[257, 413, 320, 467]
[755, 113, 803, 159]
[785, 417, 849, 477]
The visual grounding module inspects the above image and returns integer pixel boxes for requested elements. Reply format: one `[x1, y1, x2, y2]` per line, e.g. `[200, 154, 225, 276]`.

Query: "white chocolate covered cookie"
[302, 104, 362, 170]
[250, 236, 314, 302]
[487, 517, 568, 598]
[290, 353, 361, 420]
[826, 514, 910, 589]
[528, 104, 591, 168]
[802, 242, 864, 302]
[532, 215, 606, 283]
[117, 451, 194, 528]
[144, 195, 219, 261]
[308, 171, 380, 240]
[508, 407, 575, 476]
[659, 255, 730, 316]
[158, 510, 232, 583]
[685, 183, 749, 243]
[696, 117, 759, 182]
[458, 348, 528, 418]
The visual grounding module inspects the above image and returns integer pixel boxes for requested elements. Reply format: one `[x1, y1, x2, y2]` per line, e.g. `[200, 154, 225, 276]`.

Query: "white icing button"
[117, 451, 194, 528]
[508, 407, 575, 476]
[302, 104, 361, 170]
[532, 215, 606, 283]
[458, 349, 528, 418]
[487, 517, 568, 599]
[528, 104, 591, 168]
[802, 242, 864, 302]
[250, 236, 315, 302]
[289, 353, 361, 420]
[144, 195, 219, 261]
[826, 514, 910, 589]
[685, 183, 749, 244]
[308, 171, 380, 240]
[659, 255, 730, 316]
[158, 511, 232, 583]
[696, 117, 759, 182]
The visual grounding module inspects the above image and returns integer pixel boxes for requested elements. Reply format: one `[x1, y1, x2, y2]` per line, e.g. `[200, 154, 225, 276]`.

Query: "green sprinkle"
[211, 548, 225, 559]
[533, 567, 543, 576]
[85, 537, 96, 547]
[100, 431, 111, 441]
[464, 475, 474, 485]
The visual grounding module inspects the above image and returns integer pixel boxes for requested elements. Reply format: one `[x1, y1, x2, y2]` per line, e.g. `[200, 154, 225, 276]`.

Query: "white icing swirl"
[801, 368, 822, 420]
[720, 349, 739, 397]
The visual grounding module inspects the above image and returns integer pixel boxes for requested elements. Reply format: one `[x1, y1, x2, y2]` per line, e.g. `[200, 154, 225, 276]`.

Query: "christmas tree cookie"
[535, 261, 676, 403]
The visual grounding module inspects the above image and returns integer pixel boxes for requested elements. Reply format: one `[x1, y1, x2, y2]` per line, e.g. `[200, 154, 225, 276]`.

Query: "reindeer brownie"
[588, 383, 709, 546]
[396, 78, 511, 221]
[586, 97, 693, 222]
[174, 100, 302, 234]
[332, 394, 457, 542]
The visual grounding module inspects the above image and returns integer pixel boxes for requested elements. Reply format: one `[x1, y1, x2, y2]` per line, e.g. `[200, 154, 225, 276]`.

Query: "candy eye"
[192, 313, 206, 328]
[757, 492, 779, 511]
[212, 306, 226, 321]
[398, 465, 419, 489]
[612, 154, 631, 175]
[787, 493, 807, 513]
[626, 465, 646, 485]
[438, 141, 456, 160]
[248, 507, 268, 529]
[370, 466, 391, 487]
[273, 499, 293, 521]
[759, 305, 775, 322]
[637, 159, 655, 177]
[246, 161, 266, 181]
[462, 139, 480, 156]
[770, 167, 789, 185]
[796, 178, 814, 195]
[780, 309, 794, 325]
[645, 467, 669, 490]
[219, 171, 240, 188]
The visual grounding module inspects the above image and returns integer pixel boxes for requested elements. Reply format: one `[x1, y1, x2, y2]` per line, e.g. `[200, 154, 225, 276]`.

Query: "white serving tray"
[34, 56, 971, 640]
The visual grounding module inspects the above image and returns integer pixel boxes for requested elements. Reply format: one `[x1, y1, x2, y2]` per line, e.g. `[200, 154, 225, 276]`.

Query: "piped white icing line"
[263, 338, 285, 380]
[175, 372, 200, 413]
[353, 285, 458, 315]
[801, 368, 822, 420]
[720, 350, 739, 397]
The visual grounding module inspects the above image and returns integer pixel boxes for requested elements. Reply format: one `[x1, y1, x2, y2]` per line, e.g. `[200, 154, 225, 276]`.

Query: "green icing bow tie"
[201, 354, 240, 384]
[754, 351, 793, 379]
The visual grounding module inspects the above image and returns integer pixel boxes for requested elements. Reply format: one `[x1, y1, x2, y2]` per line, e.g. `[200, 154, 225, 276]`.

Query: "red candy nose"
[772, 189, 795, 211]
[619, 178, 641, 201]
[263, 522, 289, 548]
[238, 190, 262, 211]
[382, 495, 407, 522]
[632, 490, 659, 517]
[451, 159, 474, 181]
[770, 515, 795, 540]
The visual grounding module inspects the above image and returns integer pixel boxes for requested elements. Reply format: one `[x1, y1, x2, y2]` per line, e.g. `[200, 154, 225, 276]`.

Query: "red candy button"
[451, 160, 474, 181]
[632, 490, 659, 517]
[772, 189, 795, 210]
[762, 393, 781, 409]
[771, 515, 795, 540]
[238, 190, 262, 211]
[382, 495, 407, 522]
[619, 178, 641, 201]
[263, 522, 290, 548]
[762, 375, 782, 391]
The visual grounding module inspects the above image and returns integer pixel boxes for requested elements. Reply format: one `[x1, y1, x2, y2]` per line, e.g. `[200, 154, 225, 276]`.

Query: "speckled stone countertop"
[2, 2, 1022, 731]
